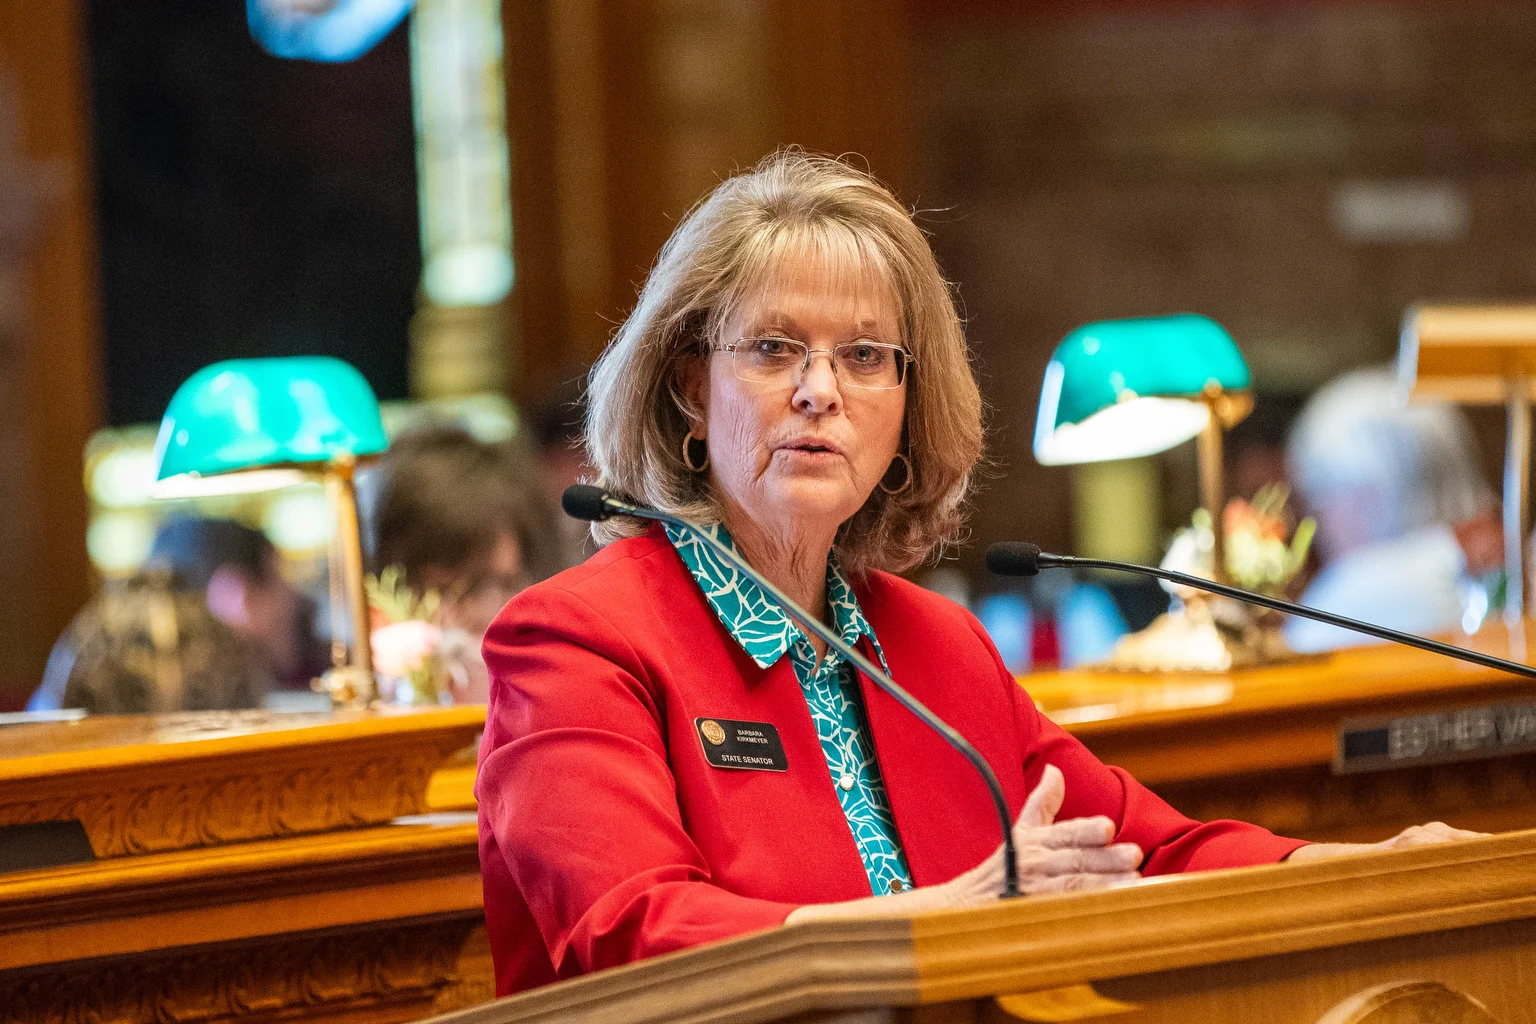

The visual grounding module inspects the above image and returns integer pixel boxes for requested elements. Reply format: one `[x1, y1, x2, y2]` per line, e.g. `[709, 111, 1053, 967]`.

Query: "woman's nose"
[792, 351, 843, 412]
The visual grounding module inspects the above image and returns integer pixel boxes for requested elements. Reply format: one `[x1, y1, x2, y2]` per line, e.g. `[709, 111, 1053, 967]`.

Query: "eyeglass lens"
[732, 338, 906, 389]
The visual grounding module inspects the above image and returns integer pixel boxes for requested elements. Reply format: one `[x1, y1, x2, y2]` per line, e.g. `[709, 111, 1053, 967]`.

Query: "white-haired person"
[1285, 366, 1501, 653]
[476, 153, 1481, 996]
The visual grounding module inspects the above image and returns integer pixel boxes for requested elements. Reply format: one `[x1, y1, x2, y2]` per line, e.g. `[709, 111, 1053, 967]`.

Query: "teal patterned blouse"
[665, 522, 915, 896]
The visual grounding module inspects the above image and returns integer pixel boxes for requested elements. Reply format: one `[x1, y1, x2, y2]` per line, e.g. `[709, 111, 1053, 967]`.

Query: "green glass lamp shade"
[153, 356, 388, 494]
[1033, 314, 1251, 466]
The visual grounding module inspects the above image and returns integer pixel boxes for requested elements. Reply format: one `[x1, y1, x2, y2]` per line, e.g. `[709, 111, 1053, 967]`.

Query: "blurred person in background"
[1224, 394, 1304, 502]
[527, 377, 596, 567]
[29, 517, 308, 711]
[370, 424, 565, 703]
[55, 571, 270, 714]
[148, 516, 311, 683]
[1285, 367, 1501, 653]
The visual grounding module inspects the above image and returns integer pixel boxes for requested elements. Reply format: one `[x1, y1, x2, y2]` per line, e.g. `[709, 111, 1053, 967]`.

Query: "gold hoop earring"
[879, 453, 912, 495]
[682, 431, 710, 472]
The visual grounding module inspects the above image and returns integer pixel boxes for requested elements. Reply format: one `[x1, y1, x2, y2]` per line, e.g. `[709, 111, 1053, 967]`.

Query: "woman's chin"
[759, 477, 865, 528]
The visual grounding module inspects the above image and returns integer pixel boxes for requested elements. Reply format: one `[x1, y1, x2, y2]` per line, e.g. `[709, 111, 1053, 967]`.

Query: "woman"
[477, 152, 1477, 996]
[369, 424, 565, 702]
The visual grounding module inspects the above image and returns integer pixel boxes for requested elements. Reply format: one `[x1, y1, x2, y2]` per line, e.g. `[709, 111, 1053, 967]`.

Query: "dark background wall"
[913, 4, 1536, 566]
[87, 0, 420, 427]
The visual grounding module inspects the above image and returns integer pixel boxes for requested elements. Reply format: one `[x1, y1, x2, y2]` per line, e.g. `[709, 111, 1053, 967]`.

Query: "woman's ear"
[673, 353, 710, 438]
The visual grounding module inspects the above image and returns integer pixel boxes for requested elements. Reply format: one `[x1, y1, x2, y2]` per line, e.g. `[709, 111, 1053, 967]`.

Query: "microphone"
[563, 484, 1023, 899]
[561, 484, 615, 523]
[986, 542, 1536, 680]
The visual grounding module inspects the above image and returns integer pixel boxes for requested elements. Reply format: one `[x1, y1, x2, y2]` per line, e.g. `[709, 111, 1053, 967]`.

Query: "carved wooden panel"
[1317, 981, 1499, 1024]
[0, 916, 486, 1024]
[0, 749, 446, 857]
[434, 924, 497, 1015]
[0, 709, 484, 858]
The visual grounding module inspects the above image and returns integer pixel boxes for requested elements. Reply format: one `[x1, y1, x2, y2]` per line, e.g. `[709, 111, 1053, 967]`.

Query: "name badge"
[694, 718, 788, 772]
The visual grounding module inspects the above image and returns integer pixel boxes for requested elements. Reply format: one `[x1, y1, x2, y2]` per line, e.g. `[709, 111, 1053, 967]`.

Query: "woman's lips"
[774, 444, 844, 466]
[777, 437, 844, 456]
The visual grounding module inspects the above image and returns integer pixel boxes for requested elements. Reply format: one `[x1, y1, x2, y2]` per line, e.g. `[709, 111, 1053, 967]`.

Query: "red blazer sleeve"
[478, 585, 798, 977]
[988, 626, 1308, 872]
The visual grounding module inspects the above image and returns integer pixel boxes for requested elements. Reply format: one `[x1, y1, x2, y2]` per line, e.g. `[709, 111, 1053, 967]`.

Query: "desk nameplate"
[1336, 700, 1536, 774]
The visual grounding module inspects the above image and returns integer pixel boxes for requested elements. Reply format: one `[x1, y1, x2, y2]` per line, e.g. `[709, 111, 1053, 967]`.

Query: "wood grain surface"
[1027, 622, 1536, 842]
[1029, 622, 1532, 756]
[0, 706, 485, 769]
[0, 815, 480, 970]
[0, 708, 492, 1023]
[420, 830, 1536, 1024]
[0, 812, 488, 1023]
[0, 706, 486, 857]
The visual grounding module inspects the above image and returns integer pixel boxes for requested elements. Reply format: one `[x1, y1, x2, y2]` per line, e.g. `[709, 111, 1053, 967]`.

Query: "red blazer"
[478, 528, 1305, 995]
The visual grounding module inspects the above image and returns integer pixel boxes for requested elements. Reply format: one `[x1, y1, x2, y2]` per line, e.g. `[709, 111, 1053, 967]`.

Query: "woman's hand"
[785, 765, 1141, 924]
[1286, 821, 1487, 864]
[938, 765, 1141, 905]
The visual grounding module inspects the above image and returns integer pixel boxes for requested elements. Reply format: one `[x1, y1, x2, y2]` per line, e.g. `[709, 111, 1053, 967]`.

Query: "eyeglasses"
[708, 337, 914, 391]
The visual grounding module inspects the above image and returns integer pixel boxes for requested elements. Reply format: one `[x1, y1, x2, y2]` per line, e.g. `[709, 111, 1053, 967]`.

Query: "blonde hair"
[584, 150, 984, 574]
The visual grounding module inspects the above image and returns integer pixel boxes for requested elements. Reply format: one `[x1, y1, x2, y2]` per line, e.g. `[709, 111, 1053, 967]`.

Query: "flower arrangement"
[1222, 484, 1316, 596]
[367, 566, 451, 706]
[1162, 485, 1314, 596]
[1106, 485, 1316, 672]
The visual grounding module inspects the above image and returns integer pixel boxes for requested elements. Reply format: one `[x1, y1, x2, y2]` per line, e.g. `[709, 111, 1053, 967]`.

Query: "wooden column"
[0, 0, 102, 708]
[500, 0, 915, 406]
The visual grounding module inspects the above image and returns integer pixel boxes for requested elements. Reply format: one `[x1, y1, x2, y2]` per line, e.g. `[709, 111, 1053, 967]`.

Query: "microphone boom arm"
[1037, 552, 1536, 680]
[590, 490, 1024, 899]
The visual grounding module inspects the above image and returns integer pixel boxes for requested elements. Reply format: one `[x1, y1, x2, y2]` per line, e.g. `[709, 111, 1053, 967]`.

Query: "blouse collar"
[664, 521, 874, 670]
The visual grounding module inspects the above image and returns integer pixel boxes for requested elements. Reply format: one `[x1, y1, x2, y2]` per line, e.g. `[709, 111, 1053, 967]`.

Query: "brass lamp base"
[313, 665, 377, 708]
[1099, 595, 1316, 673]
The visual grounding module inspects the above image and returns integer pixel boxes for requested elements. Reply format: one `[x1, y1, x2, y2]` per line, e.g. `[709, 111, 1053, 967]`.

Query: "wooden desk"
[1028, 622, 1536, 843]
[428, 743, 480, 812]
[0, 707, 490, 1024]
[423, 829, 1536, 1024]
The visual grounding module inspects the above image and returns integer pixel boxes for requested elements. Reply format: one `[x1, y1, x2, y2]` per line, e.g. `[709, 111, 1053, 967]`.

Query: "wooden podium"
[423, 831, 1536, 1024]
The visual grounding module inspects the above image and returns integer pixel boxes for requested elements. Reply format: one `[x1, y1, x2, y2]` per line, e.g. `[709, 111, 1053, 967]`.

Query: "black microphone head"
[562, 484, 616, 522]
[986, 542, 1043, 577]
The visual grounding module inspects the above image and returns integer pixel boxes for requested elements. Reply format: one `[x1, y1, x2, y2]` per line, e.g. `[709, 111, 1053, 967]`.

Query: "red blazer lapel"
[853, 575, 1029, 887]
[644, 537, 876, 900]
